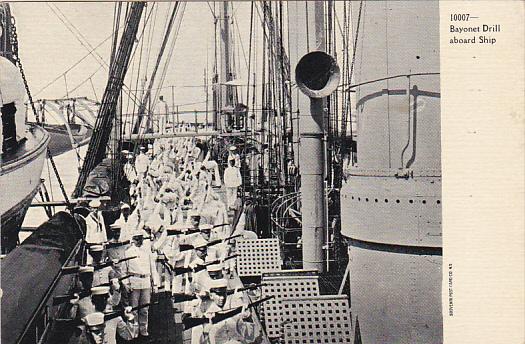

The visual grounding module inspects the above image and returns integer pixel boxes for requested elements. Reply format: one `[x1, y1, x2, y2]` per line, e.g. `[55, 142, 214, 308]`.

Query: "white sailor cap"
[121, 150, 129, 155]
[91, 286, 110, 296]
[120, 203, 130, 210]
[109, 223, 122, 231]
[100, 196, 111, 202]
[161, 193, 176, 203]
[84, 312, 105, 327]
[90, 199, 102, 208]
[139, 146, 146, 151]
[188, 210, 201, 218]
[170, 222, 188, 230]
[89, 245, 104, 252]
[229, 146, 237, 151]
[199, 224, 213, 232]
[132, 230, 148, 239]
[206, 263, 223, 273]
[192, 236, 208, 249]
[209, 279, 228, 291]
[72, 206, 91, 217]
[78, 265, 94, 274]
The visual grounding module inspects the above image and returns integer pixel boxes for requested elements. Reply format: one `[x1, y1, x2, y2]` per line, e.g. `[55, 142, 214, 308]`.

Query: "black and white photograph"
[0, 1, 523, 344]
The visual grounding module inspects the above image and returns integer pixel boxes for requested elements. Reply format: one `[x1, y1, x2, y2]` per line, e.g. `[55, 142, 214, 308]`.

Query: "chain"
[9, 16, 71, 207]
[9, 17, 40, 124]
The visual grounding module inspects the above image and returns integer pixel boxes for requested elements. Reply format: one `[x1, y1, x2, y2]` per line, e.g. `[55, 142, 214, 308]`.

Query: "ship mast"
[73, 2, 145, 198]
[215, 1, 235, 133]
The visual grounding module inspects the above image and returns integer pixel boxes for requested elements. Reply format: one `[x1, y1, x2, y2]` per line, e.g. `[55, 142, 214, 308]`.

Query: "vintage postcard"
[0, 1, 523, 343]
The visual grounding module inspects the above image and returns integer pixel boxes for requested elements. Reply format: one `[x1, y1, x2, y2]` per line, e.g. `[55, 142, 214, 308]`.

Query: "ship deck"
[131, 186, 269, 344]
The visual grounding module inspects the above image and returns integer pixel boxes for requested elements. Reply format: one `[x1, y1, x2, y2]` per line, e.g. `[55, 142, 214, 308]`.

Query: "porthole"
[351, 196, 354, 200]
[422, 200, 427, 204]
[437, 200, 441, 204]
[375, 199, 378, 202]
[358, 197, 361, 201]
[384, 199, 389, 203]
[396, 199, 400, 203]
[409, 200, 413, 203]
[365, 198, 369, 202]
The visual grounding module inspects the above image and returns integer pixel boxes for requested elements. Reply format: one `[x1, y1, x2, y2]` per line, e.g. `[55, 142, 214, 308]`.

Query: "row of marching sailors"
[67, 137, 257, 343]
[123, 138, 242, 211]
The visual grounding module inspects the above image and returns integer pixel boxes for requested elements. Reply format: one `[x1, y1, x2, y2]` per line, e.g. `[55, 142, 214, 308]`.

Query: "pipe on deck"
[299, 97, 326, 271]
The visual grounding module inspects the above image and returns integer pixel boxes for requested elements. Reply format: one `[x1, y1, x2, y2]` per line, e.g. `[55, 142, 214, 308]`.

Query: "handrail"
[270, 192, 303, 245]
[341, 72, 440, 90]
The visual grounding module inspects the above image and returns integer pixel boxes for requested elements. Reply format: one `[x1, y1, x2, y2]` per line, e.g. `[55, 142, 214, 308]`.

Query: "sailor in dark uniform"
[76, 300, 137, 344]
[90, 286, 137, 344]
[76, 312, 106, 344]
[89, 245, 117, 288]
[69, 266, 96, 320]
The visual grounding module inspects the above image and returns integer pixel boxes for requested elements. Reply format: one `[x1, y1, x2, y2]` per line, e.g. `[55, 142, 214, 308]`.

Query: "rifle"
[172, 283, 264, 303]
[166, 223, 229, 236]
[166, 228, 200, 236]
[52, 275, 132, 306]
[104, 302, 158, 321]
[179, 234, 242, 252]
[61, 256, 137, 275]
[157, 255, 175, 274]
[105, 236, 153, 249]
[172, 293, 198, 303]
[105, 240, 131, 249]
[182, 296, 274, 330]
[225, 283, 265, 296]
[171, 254, 239, 276]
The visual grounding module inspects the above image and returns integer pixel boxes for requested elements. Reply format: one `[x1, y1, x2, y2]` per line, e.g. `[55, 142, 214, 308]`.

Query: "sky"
[9, 1, 354, 126]
[10, 2, 254, 119]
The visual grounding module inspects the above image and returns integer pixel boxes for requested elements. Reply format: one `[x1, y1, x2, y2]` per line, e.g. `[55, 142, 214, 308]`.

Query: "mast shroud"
[73, 2, 145, 198]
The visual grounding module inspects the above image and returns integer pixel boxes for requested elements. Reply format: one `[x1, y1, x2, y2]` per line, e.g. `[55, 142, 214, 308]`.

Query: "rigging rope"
[33, 31, 117, 97]
[47, 3, 147, 111]
[47, 4, 109, 68]
[74, 2, 145, 198]
[132, 1, 182, 135]
[339, 0, 364, 160]
[9, 14, 71, 206]
[151, 2, 186, 108]
[63, 65, 104, 97]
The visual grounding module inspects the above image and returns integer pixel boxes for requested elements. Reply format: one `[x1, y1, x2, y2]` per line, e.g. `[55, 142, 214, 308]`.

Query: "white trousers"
[203, 160, 222, 187]
[226, 187, 238, 209]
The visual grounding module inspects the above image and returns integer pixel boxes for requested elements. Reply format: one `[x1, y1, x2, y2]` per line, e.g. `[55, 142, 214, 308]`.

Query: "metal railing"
[270, 192, 302, 267]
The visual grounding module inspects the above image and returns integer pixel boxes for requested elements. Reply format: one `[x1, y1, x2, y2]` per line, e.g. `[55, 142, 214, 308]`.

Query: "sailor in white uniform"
[135, 146, 150, 181]
[227, 146, 241, 168]
[84, 199, 108, 246]
[125, 232, 158, 337]
[207, 279, 256, 344]
[154, 95, 169, 134]
[223, 159, 242, 210]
